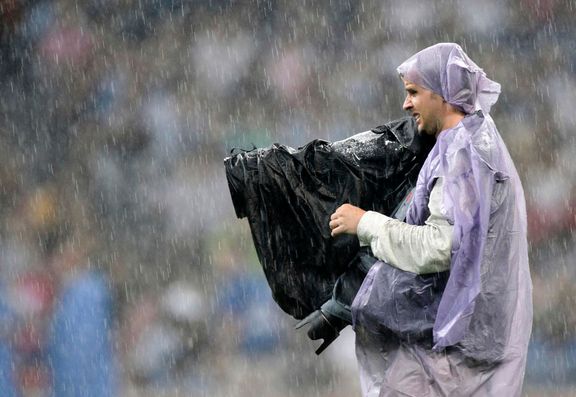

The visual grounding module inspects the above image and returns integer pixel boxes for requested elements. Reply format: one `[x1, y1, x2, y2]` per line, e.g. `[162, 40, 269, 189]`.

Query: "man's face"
[402, 79, 446, 137]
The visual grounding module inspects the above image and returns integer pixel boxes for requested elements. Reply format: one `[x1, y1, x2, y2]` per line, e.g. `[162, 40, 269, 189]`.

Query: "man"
[329, 43, 533, 396]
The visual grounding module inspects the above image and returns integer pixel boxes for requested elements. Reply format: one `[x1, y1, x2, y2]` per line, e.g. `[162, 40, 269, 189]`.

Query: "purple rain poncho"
[351, 44, 532, 396]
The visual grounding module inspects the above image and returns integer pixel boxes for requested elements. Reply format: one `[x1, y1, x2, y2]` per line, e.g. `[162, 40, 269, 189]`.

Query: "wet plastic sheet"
[224, 118, 434, 319]
[352, 260, 449, 342]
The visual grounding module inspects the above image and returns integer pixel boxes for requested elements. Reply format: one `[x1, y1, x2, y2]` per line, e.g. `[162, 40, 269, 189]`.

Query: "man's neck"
[437, 111, 465, 137]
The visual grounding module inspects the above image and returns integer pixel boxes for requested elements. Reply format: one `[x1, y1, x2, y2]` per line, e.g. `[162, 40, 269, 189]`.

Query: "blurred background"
[0, 0, 575, 396]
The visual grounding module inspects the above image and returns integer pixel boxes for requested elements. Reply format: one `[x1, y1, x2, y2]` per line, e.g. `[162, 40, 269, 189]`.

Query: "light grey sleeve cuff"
[357, 211, 394, 248]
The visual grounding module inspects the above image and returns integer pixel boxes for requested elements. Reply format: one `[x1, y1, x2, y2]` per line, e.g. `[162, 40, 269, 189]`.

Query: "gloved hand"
[295, 310, 347, 354]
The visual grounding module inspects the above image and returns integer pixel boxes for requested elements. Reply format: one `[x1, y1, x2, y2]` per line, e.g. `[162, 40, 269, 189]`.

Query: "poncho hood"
[397, 43, 501, 115]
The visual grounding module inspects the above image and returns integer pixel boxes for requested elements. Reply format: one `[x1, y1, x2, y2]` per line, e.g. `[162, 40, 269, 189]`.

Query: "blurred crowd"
[0, 0, 575, 396]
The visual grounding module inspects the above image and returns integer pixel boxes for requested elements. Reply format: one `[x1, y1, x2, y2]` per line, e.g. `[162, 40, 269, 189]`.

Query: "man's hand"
[329, 204, 366, 237]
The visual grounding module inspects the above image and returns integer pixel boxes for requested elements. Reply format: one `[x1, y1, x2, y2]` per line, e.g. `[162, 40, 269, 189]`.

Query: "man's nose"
[403, 96, 412, 111]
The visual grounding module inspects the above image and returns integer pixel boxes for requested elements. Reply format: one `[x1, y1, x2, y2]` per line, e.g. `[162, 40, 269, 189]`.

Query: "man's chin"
[417, 127, 436, 137]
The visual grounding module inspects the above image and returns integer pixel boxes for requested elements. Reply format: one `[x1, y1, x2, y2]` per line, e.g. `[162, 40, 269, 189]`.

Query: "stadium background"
[0, 0, 575, 395]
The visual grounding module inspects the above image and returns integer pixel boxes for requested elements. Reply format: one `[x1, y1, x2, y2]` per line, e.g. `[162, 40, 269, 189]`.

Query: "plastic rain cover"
[224, 118, 434, 320]
[352, 43, 532, 397]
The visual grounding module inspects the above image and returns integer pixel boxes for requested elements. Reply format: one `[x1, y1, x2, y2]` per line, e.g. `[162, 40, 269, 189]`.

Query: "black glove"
[295, 309, 347, 354]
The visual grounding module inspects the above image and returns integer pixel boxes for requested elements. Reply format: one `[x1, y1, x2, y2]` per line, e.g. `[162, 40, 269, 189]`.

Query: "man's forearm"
[357, 178, 452, 274]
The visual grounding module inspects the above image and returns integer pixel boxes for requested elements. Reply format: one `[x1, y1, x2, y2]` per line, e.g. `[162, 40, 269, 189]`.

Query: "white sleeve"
[356, 177, 452, 274]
